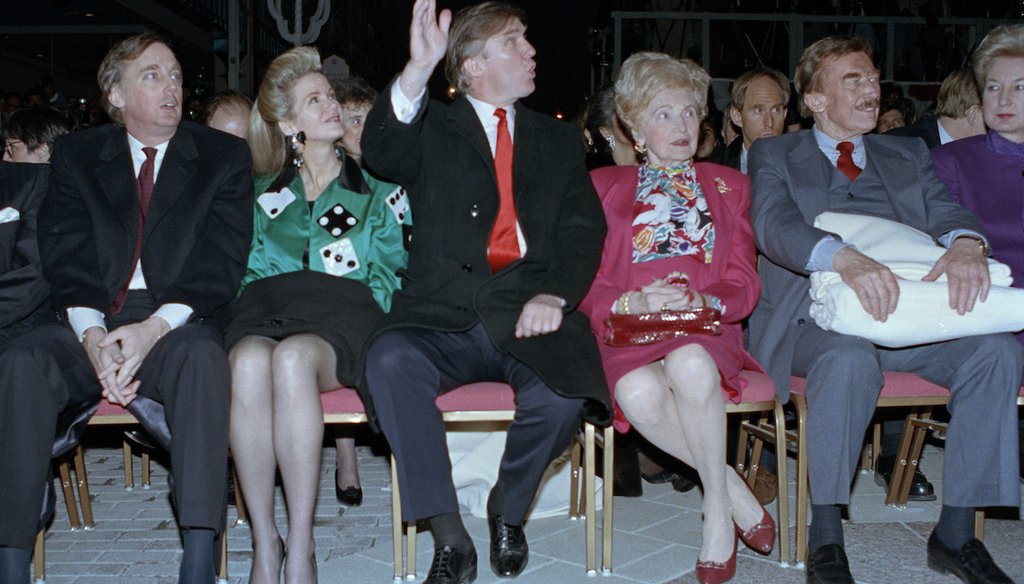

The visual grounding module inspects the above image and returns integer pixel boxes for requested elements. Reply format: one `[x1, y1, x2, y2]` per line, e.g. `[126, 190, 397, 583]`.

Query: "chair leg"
[72, 445, 94, 529]
[122, 440, 134, 490]
[141, 450, 151, 488]
[231, 463, 248, 526]
[584, 422, 597, 575]
[57, 460, 81, 530]
[33, 530, 45, 582]
[568, 435, 581, 519]
[747, 422, 766, 490]
[974, 509, 985, 540]
[390, 455, 409, 581]
[600, 424, 614, 573]
[886, 410, 919, 507]
[218, 520, 228, 582]
[773, 401, 791, 566]
[735, 413, 751, 476]
[793, 395, 809, 565]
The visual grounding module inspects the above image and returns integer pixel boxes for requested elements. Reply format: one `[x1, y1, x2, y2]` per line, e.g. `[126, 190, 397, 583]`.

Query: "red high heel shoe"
[695, 532, 737, 584]
[733, 469, 776, 554]
[736, 507, 775, 554]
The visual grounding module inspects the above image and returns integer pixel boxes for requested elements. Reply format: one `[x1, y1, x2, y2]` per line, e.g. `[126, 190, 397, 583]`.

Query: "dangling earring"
[288, 131, 306, 168]
[633, 141, 646, 155]
[601, 131, 616, 151]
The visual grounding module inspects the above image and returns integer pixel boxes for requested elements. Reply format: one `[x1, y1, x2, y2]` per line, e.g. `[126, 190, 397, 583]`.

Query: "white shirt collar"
[465, 94, 516, 155]
[937, 119, 954, 145]
[126, 133, 170, 180]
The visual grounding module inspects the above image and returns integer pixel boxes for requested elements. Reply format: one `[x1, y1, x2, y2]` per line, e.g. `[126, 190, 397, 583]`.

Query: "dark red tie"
[112, 146, 157, 314]
[836, 141, 861, 182]
[488, 108, 520, 272]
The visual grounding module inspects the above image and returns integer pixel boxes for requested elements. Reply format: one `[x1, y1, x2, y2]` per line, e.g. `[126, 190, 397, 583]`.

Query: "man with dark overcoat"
[0, 34, 252, 584]
[360, 1, 610, 582]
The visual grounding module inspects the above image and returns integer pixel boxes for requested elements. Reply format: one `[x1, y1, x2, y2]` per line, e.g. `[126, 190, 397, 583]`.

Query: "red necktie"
[836, 141, 861, 182]
[111, 146, 157, 314]
[488, 108, 520, 272]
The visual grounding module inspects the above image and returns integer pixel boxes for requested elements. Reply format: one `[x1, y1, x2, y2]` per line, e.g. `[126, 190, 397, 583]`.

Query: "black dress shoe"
[487, 514, 528, 578]
[874, 455, 936, 501]
[334, 470, 363, 506]
[927, 530, 1013, 583]
[424, 545, 477, 584]
[806, 543, 854, 584]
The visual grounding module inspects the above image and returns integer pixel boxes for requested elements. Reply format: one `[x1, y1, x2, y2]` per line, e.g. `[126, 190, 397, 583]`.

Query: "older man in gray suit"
[748, 36, 1020, 584]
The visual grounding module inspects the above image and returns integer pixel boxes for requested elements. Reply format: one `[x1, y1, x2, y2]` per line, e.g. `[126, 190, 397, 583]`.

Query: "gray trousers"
[365, 323, 585, 525]
[792, 325, 1021, 508]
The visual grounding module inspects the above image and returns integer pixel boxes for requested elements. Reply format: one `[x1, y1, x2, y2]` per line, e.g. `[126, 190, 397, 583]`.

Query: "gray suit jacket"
[746, 129, 983, 400]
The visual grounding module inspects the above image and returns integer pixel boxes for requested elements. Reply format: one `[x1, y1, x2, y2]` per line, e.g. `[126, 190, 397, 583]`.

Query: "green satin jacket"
[240, 162, 410, 311]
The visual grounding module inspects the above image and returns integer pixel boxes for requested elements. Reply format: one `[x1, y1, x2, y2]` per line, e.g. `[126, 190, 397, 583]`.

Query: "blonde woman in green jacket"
[226, 47, 409, 584]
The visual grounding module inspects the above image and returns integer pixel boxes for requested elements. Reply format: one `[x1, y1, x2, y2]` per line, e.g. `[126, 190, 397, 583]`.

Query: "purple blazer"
[931, 130, 1024, 346]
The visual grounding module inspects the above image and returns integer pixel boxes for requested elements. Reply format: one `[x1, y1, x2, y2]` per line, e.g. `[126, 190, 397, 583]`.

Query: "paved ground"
[36, 433, 1024, 584]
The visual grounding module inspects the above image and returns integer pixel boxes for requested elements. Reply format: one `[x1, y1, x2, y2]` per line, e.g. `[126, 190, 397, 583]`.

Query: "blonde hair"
[935, 68, 980, 118]
[97, 33, 168, 125]
[972, 24, 1024, 90]
[249, 46, 322, 176]
[445, 2, 526, 95]
[794, 36, 872, 118]
[614, 51, 709, 136]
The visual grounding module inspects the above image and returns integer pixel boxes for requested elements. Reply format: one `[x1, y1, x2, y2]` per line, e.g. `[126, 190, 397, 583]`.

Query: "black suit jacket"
[363, 90, 611, 423]
[39, 122, 253, 326]
[0, 162, 49, 343]
[888, 115, 941, 150]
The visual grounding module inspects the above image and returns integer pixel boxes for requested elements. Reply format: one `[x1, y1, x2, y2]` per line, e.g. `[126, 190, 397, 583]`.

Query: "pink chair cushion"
[95, 400, 130, 416]
[737, 370, 776, 403]
[435, 382, 516, 412]
[789, 372, 948, 398]
[319, 387, 366, 413]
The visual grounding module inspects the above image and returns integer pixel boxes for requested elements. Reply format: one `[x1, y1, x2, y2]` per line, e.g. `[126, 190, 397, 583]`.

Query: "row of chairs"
[37, 372, 1022, 580]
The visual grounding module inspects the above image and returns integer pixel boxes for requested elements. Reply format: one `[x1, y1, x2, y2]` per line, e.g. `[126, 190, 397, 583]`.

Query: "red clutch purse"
[603, 307, 722, 347]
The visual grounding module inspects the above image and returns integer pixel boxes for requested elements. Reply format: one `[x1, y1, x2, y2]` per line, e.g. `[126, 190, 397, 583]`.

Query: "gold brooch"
[714, 177, 731, 193]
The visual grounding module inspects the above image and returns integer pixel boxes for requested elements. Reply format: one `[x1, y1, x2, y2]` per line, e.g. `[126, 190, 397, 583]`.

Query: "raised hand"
[400, 0, 452, 100]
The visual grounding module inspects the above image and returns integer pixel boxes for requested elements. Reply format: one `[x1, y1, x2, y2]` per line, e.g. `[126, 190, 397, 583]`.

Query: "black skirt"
[224, 271, 385, 386]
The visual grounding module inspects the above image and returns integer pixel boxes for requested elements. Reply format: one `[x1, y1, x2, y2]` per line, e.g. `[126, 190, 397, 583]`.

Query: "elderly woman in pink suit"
[931, 24, 1024, 354]
[580, 52, 771, 584]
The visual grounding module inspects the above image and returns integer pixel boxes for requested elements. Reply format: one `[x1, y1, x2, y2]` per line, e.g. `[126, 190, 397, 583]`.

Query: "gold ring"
[661, 302, 669, 312]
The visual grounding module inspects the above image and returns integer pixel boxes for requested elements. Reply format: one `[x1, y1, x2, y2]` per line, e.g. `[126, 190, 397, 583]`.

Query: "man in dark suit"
[890, 67, 985, 150]
[361, 1, 609, 582]
[0, 162, 49, 352]
[748, 37, 1020, 584]
[0, 34, 252, 584]
[721, 67, 789, 173]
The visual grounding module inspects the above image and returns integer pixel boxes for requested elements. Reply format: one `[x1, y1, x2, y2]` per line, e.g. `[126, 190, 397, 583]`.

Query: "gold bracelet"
[616, 291, 632, 315]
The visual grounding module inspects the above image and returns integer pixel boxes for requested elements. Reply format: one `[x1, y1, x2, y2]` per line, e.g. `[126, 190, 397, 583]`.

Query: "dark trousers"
[792, 325, 1022, 508]
[365, 323, 585, 525]
[0, 295, 230, 549]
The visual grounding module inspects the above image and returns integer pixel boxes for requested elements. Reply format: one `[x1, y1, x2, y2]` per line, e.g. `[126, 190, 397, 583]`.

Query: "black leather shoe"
[334, 470, 363, 506]
[424, 545, 477, 584]
[806, 543, 854, 584]
[874, 455, 936, 501]
[487, 514, 528, 578]
[927, 530, 1013, 583]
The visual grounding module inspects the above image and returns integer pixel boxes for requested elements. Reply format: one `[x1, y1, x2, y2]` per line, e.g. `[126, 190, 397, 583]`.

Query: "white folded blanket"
[808, 212, 1024, 347]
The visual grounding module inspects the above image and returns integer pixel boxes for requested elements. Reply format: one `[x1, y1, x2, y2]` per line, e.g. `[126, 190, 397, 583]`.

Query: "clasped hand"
[83, 317, 170, 405]
[632, 273, 705, 314]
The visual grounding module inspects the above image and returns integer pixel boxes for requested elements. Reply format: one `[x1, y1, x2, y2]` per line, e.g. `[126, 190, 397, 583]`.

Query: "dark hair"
[97, 33, 171, 124]
[794, 36, 873, 118]
[2, 107, 73, 152]
[331, 75, 377, 107]
[583, 86, 617, 154]
[445, 1, 526, 95]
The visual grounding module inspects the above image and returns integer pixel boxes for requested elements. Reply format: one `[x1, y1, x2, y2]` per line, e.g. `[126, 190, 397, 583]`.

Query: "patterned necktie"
[488, 108, 520, 272]
[836, 141, 861, 182]
[111, 146, 157, 314]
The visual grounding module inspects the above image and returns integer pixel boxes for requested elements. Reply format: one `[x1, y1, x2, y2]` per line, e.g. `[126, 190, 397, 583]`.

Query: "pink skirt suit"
[580, 162, 763, 432]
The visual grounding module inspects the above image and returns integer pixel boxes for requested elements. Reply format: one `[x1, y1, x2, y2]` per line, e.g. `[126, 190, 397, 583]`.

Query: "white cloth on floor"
[809, 211, 1023, 347]
[447, 431, 602, 519]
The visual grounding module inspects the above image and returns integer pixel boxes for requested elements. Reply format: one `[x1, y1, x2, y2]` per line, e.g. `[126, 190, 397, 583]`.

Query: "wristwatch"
[955, 235, 990, 257]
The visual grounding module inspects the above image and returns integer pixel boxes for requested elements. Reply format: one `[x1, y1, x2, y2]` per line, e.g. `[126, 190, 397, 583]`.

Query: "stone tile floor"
[36, 438, 1023, 584]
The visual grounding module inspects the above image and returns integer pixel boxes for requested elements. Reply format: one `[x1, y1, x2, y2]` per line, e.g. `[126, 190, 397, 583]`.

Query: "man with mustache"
[747, 37, 1020, 584]
[0, 34, 252, 583]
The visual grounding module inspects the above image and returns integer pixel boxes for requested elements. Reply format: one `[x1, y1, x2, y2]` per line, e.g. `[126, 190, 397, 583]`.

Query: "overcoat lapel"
[145, 127, 196, 238]
[787, 131, 833, 221]
[97, 132, 137, 245]
[448, 98, 495, 184]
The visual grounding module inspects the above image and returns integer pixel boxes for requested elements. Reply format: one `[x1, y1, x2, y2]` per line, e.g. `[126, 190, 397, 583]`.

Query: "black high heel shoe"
[334, 469, 363, 506]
